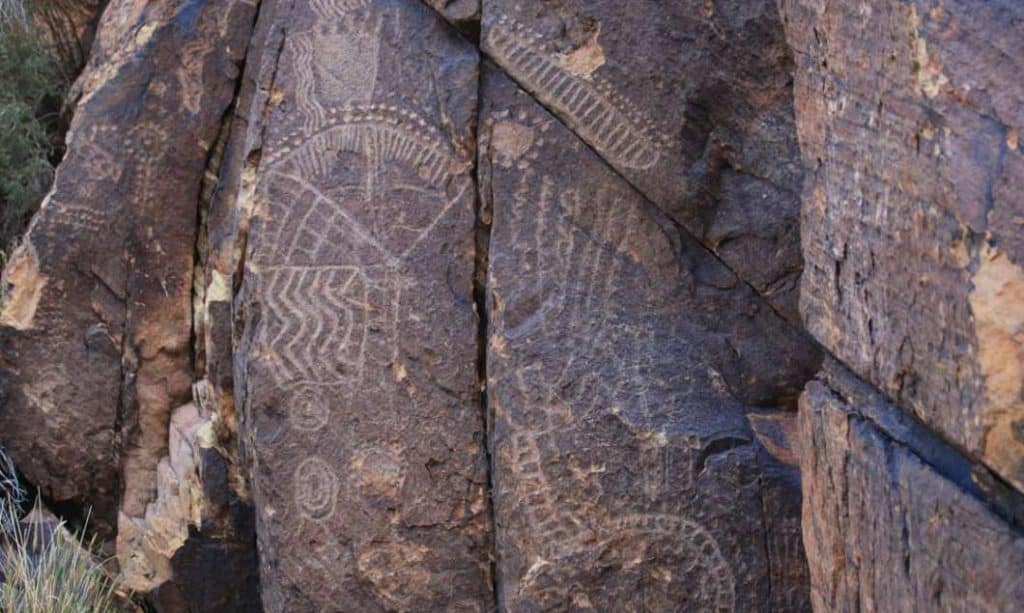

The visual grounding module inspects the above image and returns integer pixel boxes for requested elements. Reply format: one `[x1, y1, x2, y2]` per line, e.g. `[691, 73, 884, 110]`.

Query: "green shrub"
[0, 0, 70, 254]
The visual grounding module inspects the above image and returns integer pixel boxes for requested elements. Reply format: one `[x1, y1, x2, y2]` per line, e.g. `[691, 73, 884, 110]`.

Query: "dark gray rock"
[781, 0, 1024, 492]
[0, 0, 256, 546]
[800, 359, 1024, 611]
[481, 0, 806, 321]
[231, 1, 493, 609]
[480, 64, 816, 612]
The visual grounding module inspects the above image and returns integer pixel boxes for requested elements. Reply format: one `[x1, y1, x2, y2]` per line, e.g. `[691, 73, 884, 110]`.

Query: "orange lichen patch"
[747, 412, 802, 468]
[0, 243, 47, 330]
[909, 6, 949, 99]
[491, 121, 536, 163]
[556, 30, 606, 79]
[350, 446, 405, 500]
[970, 246, 1024, 491]
[356, 540, 431, 608]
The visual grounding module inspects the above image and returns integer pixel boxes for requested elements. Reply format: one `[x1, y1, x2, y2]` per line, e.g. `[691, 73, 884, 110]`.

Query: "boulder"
[800, 359, 1024, 611]
[482, 0, 806, 321]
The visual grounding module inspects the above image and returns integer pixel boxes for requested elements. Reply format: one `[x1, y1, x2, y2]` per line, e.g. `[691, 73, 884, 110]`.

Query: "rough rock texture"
[782, 0, 1024, 491]
[0, 0, 252, 532]
[480, 65, 816, 611]
[800, 359, 1024, 611]
[424, 0, 480, 33]
[482, 0, 806, 321]
[0, 0, 261, 606]
[229, 0, 492, 609]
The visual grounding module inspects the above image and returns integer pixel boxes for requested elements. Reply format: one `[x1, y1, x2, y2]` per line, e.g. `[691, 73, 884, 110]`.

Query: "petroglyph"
[286, 383, 332, 432]
[293, 2, 381, 133]
[479, 68, 814, 608]
[253, 106, 469, 424]
[294, 457, 339, 520]
[483, 15, 669, 170]
[612, 513, 736, 612]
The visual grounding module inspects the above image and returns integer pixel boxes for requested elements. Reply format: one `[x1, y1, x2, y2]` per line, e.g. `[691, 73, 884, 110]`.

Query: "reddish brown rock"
[482, 0, 805, 321]
[800, 360, 1024, 611]
[781, 0, 1024, 492]
[0, 0, 261, 607]
[229, 0, 492, 609]
[481, 65, 816, 612]
[0, 0, 254, 538]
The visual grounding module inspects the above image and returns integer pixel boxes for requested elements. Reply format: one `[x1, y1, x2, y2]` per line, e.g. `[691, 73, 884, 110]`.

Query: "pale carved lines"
[493, 131, 734, 606]
[294, 0, 381, 132]
[612, 514, 736, 612]
[260, 265, 366, 384]
[264, 104, 459, 191]
[484, 15, 669, 170]
[257, 102, 463, 529]
[294, 457, 340, 520]
[506, 415, 594, 561]
[288, 384, 331, 432]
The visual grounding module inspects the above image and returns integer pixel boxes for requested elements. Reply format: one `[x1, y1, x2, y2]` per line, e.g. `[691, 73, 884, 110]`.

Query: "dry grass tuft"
[0, 447, 125, 612]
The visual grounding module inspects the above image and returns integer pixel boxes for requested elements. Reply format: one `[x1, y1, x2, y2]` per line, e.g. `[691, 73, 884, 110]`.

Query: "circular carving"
[290, 385, 331, 432]
[294, 457, 338, 520]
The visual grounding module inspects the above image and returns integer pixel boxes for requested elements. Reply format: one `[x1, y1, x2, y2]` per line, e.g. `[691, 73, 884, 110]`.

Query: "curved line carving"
[484, 16, 666, 170]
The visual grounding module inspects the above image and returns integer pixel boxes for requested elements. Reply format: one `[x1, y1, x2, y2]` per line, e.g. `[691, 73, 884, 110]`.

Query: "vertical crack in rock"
[0, 0, 257, 552]
[111, 1, 263, 603]
[473, 58, 500, 606]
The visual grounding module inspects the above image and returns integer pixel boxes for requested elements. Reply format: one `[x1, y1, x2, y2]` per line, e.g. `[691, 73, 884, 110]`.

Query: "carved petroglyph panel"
[293, 1, 381, 132]
[483, 0, 809, 322]
[237, 1, 489, 608]
[612, 514, 736, 612]
[483, 15, 670, 170]
[481, 67, 807, 610]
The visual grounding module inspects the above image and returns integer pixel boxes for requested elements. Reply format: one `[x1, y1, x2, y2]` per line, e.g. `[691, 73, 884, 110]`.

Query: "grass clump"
[0, 447, 124, 613]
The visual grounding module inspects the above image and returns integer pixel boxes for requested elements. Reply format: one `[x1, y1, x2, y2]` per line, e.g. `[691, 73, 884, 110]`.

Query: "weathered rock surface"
[230, 0, 492, 609]
[482, 0, 806, 321]
[800, 359, 1024, 611]
[481, 65, 816, 611]
[782, 0, 1024, 492]
[0, 0, 261, 606]
[424, 0, 480, 33]
[0, 0, 253, 534]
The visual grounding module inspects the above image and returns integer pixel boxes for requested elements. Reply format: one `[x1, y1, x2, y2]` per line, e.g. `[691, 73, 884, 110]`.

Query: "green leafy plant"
[0, 0, 72, 253]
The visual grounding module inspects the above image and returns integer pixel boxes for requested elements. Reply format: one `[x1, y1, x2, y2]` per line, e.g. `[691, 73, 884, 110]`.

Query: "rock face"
[782, 0, 1024, 491]
[784, 1, 1024, 611]
[4, 0, 1021, 609]
[482, 0, 806, 322]
[228, 0, 492, 609]
[0, 0, 261, 606]
[480, 65, 816, 611]
[800, 360, 1024, 611]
